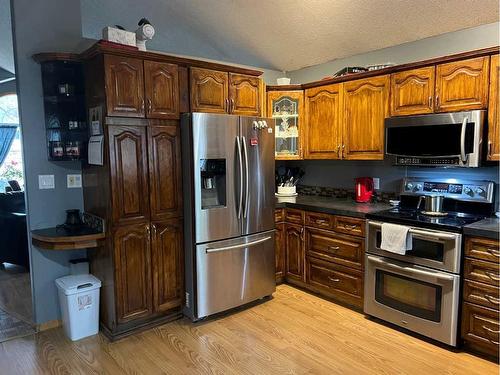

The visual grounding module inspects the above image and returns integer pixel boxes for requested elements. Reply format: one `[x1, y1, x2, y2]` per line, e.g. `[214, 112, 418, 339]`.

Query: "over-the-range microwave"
[385, 110, 485, 167]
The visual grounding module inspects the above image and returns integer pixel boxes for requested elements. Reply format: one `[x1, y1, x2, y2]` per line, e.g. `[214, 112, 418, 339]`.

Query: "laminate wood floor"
[0, 285, 497, 374]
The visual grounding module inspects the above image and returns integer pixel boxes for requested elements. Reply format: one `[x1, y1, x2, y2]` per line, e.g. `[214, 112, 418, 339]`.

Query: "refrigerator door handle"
[236, 136, 243, 219]
[206, 236, 272, 253]
[242, 136, 250, 219]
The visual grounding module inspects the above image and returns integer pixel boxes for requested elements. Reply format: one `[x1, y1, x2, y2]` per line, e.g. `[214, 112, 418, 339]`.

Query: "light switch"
[67, 174, 82, 188]
[373, 178, 380, 190]
[38, 175, 55, 189]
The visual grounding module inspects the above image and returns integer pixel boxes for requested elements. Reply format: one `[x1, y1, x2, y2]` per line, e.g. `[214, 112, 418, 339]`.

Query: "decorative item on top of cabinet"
[190, 67, 229, 113]
[104, 55, 145, 118]
[267, 90, 304, 159]
[435, 56, 489, 112]
[487, 55, 499, 161]
[304, 84, 343, 159]
[343, 75, 389, 160]
[229, 73, 261, 116]
[144, 61, 179, 119]
[285, 223, 305, 283]
[390, 67, 435, 116]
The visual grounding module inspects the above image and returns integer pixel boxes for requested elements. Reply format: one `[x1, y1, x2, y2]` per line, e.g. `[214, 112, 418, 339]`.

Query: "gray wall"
[288, 22, 500, 83]
[11, 0, 87, 324]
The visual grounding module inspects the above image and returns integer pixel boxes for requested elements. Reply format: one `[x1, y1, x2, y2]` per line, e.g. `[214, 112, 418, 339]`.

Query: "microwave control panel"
[401, 178, 494, 203]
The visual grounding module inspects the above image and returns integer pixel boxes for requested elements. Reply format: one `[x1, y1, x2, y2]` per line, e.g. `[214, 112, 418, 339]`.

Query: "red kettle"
[355, 177, 374, 203]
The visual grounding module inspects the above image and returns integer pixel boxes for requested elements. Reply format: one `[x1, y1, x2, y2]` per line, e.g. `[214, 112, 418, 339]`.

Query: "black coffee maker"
[65, 209, 83, 227]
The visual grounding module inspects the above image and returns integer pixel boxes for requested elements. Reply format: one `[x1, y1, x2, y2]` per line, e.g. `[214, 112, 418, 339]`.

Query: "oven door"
[366, 221, 462, 273]
[364, 254, 460, 346]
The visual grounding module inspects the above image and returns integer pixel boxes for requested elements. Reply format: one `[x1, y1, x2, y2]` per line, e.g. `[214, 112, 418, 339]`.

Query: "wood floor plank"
[0, 284, 497, 374]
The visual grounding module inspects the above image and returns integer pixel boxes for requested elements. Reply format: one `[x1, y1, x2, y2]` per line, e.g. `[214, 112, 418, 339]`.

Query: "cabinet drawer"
[305, 211, 334, 230]
[306, 257, 363, 306]
[275, 209, 285, 223]
[333, 216, 365, 237]
[305, 227, 364, 270]
[463, 280, 500, 311]
[464, 258, 500, 287]
[285, 208, 304, 225]
[462, 302, 500, 358]
[465, 237, 500, 263]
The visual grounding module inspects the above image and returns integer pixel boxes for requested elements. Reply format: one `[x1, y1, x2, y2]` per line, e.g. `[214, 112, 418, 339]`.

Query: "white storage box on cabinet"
[55, 274, 101, 341]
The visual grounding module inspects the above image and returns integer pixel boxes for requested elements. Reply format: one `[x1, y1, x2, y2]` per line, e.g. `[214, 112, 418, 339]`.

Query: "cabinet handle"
[342, 144, 345, 158]
[328, 246, 340, 252]
[148, 98, 152, 113]
[300, 226, 304, 241]
[428, 96, 432, 108]
[146, 225, 151, 238]
[315, 219, 327, 224]
[328, 276, 340, 282]
[488, 141, 492, 157]
[141, 98, 145, 112]
[336, 145, 341, 157]
[485, 271, 500, 281]
[343, 224, 357, 230]
[485, 294, 500, 305]
[231, 98, 235, 113]
[487, 248, 500, 257]
[224, 98, 228, 112]
[436, 95, 440, 109]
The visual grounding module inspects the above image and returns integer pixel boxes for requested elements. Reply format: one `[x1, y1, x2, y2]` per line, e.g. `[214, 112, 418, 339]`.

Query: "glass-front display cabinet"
[267, 90, 304, 160]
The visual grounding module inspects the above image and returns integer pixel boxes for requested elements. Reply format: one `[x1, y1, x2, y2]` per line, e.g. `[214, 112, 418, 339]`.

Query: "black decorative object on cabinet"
[39, 59, 87, 161]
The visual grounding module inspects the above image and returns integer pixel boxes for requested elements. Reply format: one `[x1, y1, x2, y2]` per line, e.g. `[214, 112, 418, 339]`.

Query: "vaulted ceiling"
[82, 0, 499, 72]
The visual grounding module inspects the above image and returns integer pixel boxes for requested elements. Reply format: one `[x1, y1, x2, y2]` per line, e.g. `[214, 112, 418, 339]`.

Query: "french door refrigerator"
[181, 113, 276, 320]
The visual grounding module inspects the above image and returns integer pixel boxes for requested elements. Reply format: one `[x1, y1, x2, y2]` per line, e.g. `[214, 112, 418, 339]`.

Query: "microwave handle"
[367, 255, 455, 281]
[460, 117, 468, 163]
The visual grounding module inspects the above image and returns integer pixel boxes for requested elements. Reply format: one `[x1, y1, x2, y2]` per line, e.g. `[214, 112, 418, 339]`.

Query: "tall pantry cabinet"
[82, 52, 183, 339]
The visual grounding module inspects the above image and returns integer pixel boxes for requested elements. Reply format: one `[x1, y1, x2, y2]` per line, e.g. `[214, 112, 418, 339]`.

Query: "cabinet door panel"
[144, 61, 179, 119]
[390, 67, 435, 116]
[190, 67, 228, 113]
[488, 55, 499, 161]
[435, 57, 489, 112]
[148, 126, 182, 221]
[104, 55, 145, 117]
[114, 224, 152, 323]
[304, 84, 343, 159]
[109, 125, 150, 225]
[285, 223, 304, 282]
[229, 73, 261, 115]
[152, 219, 183, 312]
[275, 223, 286, 282]
[343, 75, 389, 160]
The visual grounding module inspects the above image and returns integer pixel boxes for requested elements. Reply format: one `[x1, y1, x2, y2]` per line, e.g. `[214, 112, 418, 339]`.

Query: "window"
[0, 94, 23, 192]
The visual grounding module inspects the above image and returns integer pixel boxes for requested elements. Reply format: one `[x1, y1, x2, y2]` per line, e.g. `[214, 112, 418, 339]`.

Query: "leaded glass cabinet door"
[267, 91, 304, 160]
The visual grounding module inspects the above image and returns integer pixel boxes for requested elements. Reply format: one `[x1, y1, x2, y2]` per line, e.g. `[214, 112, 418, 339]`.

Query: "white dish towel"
[380, 223, 412, 255]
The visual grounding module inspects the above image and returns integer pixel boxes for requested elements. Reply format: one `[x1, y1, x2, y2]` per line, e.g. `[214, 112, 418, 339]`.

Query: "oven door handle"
[408, 228, 458, 241]
[367, 255, 455, 281]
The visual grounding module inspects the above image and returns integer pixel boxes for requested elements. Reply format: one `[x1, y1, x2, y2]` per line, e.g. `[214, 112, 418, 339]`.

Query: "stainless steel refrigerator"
[181, 112, 276, 320]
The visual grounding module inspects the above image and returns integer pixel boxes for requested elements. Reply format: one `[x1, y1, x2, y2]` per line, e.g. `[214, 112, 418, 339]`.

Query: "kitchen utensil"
[417, 195, 445, 214]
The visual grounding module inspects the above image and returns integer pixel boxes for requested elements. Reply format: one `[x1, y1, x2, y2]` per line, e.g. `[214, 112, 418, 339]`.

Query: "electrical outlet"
[373, 178, 380, 190]
[67, 174, 82, 188]
[38, 175, 55, 190]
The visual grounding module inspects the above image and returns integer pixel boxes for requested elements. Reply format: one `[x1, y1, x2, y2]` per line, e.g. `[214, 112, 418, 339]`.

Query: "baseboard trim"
[37, 319, 61, 332]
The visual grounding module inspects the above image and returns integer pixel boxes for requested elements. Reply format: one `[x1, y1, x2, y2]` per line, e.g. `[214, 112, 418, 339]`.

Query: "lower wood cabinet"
[285, 223, 305, 282]
[274, 222, 286, 282]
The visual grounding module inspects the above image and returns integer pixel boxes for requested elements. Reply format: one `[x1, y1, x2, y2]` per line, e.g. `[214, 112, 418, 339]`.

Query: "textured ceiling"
[83, 0, 499, 72]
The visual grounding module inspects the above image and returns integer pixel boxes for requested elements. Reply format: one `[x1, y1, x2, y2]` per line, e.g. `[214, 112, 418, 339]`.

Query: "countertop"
[463, 217, 500, 240]
[275, 195, 391, 218]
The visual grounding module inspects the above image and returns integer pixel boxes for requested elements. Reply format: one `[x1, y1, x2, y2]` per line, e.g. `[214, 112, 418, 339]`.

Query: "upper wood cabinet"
[148, 126, 182, 221]
[114, 223, 153, 323]
[108, 125, 150, 226]
[487, 55, 499, 161]
[229, 73, 261, 115]
[343, 75, 389, 160]
[390, 67, 435, 116]
[267, 90, 304, 160]
[144, 61, 179, 119]
[152, 219, 184, 313]
[104, 55, 145, 117]
[304, 84, 343, 159]
[190, 67, 262, 115]
[435, 57, 490, 112]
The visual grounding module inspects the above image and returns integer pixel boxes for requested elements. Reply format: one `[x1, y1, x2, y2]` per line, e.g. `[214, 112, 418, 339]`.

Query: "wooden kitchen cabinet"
[114, 223, 153, 323]
[275, 222, 286, 282]
[144, 61, 179, 119]
[152, 219, 184, 312]
[435, 57, 490, 112]
[487, 55, 499, 161]
[285, 223, 305, 282]
[108, 125, 150, 226]
[229, 73, 261, 115]
[343, 75, 389, 160]
[304, 84, 343, 159]
[390, 67, 435, 116]
[104, 55, 145, 117]
[190, 67, 229, 113]
[148, 126, 182, 221]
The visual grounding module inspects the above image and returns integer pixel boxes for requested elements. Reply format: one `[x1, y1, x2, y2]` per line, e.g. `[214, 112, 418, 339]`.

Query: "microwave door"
[192, 113, 241, 243]
[239, 117, 275, 236]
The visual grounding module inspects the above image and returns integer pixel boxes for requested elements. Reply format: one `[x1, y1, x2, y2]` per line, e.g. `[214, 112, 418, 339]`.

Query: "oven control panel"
[401, 178, 494, 203]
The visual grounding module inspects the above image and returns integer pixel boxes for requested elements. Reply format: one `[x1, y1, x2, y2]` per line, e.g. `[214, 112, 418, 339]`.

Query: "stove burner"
[420, 211, 448, 217]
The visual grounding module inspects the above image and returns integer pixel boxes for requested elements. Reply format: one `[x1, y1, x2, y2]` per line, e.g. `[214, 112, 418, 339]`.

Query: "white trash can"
[55, 274, 101, 341]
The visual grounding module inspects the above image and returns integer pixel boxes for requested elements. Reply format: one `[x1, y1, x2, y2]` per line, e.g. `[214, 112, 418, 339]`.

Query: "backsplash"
[297, 184, 398, 203]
